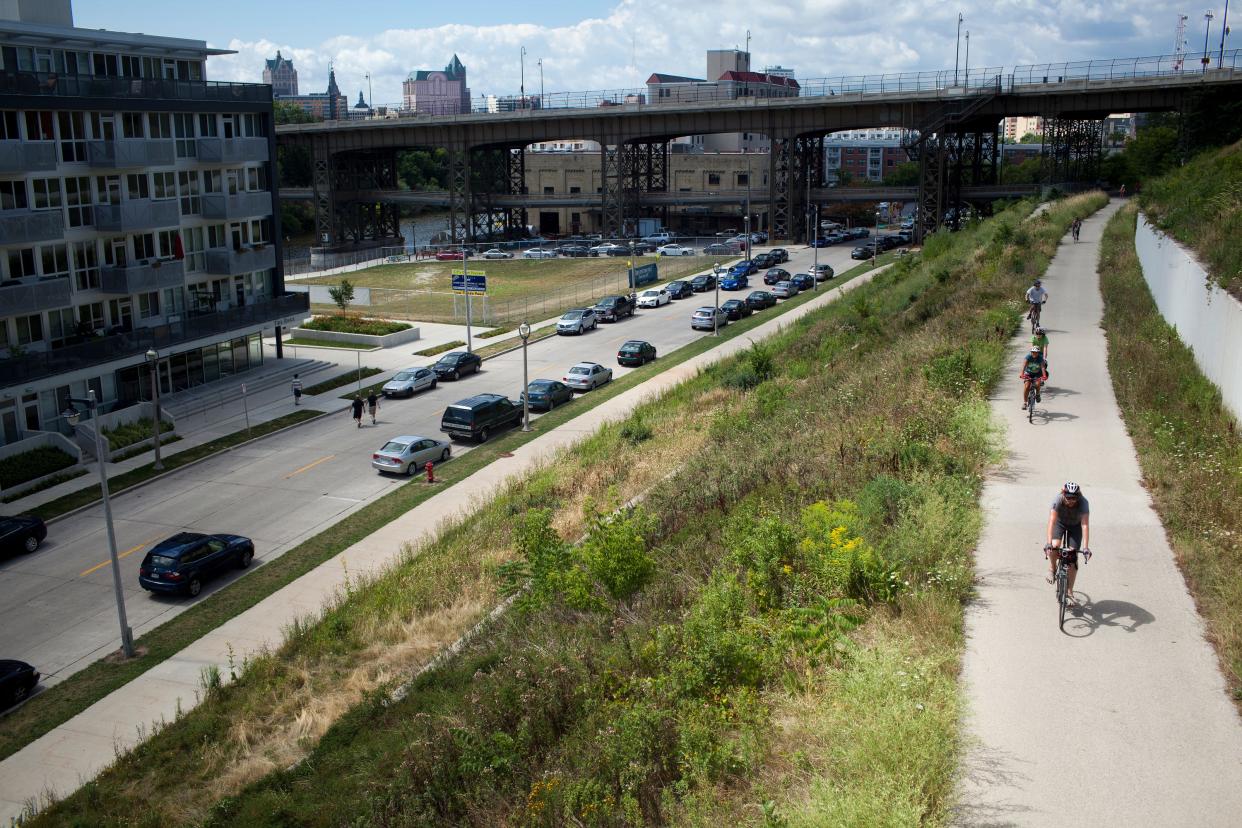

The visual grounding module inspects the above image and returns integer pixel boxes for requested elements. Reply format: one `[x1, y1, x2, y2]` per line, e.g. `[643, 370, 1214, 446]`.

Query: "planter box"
[74, 401, 177, 463]
[288, 324, 421, 349]
[0, 432, 82, 496]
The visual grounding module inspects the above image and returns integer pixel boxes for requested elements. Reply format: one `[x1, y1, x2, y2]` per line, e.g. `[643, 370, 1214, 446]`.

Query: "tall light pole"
[744, 214, 751, 262]
[145, 349, 163, 470]
[628, 241, 636, 290]
[462, 245, 473, 352]
[812, 205, 820, 293]
[1203, 10, 1216, 72]
[520, 46, 527, 109]
[538, 58, 544, 109]
[713, 263, 722, 336]
[63, 392, 134, 658]
[955, 12, 964, 86]
[518, 322, 531, 431]
[872, 209, 880, 267]
[1221, 0, 1231, 67]
[964, 31, 970, 85]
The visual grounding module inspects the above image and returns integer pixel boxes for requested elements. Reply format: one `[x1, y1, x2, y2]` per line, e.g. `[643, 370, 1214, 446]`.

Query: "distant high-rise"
[263, 50, 298, 96]
[275, 67, 347, 120]
[402, 54, 471, 115]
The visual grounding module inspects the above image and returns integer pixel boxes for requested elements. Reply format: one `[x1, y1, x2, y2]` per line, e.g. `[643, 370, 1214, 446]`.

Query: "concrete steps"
[163, 359, 334, 419]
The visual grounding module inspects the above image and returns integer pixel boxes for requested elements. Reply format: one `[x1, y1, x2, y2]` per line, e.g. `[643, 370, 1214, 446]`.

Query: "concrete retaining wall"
[285, 284, 374, 306]
[0, 431, 83, 496]
[75, 401, 176, 463]
[288, 324, 421, 349]
[1135, 213, 1242, 421]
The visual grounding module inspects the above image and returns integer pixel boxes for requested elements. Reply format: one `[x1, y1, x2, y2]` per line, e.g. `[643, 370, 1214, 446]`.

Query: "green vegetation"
[0, 468, 87, 503]
[0, 445, 77, 490]
[326, 279, 355, 311]
[20, 410, 322, 524]
[110, 435, 183, 463]
[473, 323, 557, 358]
[1098, 203, 1242, 702]
[282, 337, 376, 350]
[413, 340, 465, 356]
[301, 367, 383, 396]
[476, 324, 515, 338]
[300, 315, 411, 336]
[30, 194, 1107, 826]
[1138, 139, 1242, 292]
[100, 417, 174, 451]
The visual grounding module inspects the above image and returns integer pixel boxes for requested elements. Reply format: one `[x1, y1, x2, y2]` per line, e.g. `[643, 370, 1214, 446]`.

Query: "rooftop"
[0, 17, 233, 57]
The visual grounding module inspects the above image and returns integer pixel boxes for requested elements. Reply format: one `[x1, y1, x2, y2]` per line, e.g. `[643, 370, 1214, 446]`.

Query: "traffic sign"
[451, 272, 487, 294]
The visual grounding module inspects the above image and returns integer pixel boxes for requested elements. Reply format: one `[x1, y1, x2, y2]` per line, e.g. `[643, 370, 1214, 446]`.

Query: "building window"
[57, 112, 87, 162]
[152, 172, 176, 200]
[148, 113, 173, 140]
[126, 173, 149, 200]
[40, 244, 70, 280]
[707, 173, 721, 186]
[65, 177, 92, 227]
[737, 173, 749, 186]
[7, 248, 36, 279]
[543, 186, 554, 194]
[138, 291, 160, 318]
[90, 112, 115, 142]
[248, 219, 268, 244]
[72, 241, 100, 290]
[96, 175, 121, 205]
[183, 226, 206, 272]
[157, 229, 179, 258]
[32, 178, 63, 211]
[162, 286, 185, 315]
[78, 302, 105, 332]
[24, 111, 54, 141]
[207, 224, 227, 249]
[121, 112, 145, 139]
[178, 171, 201, 215]
[173, 113, 196, 158]
[198, 113, 218, 138]
[569, 186, 581, 193]
[0, 111, 18, 140]
[133, 233, 156, 261]
[0, 180, 28, 211]
[47, 307, 76, 346]
[16, 314, 44, 345]
[202, 169, 222, 194]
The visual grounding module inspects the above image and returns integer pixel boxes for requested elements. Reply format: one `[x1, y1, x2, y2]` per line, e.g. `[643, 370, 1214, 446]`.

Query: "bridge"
[276, 50, 1242, 248]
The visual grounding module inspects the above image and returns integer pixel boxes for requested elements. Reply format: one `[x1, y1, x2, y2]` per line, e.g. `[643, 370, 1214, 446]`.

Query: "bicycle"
[1027, 301, 1044, 333]
[1046, 540, 1091, 629]
[1026, 379, 1039, 423]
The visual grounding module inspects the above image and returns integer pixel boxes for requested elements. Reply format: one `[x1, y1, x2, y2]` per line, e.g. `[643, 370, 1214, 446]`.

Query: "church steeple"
[326, 67, 341, 119]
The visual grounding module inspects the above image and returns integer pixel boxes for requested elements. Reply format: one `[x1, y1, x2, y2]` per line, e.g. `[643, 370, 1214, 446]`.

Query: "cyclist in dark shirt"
[1046, 482, 1091, 603]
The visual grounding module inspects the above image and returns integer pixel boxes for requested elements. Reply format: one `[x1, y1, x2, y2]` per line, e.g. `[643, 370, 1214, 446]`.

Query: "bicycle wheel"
[1027, 387, 1036, 422]
[1057, 564, 1068, 628]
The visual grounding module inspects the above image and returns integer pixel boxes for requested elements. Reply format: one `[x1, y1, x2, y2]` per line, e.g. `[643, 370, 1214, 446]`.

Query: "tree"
[1019, 132, 1043, 144]
[328, 279, 355, 312]
[274, 100, 317, 125]
[397, 149, 450, 190]
[885, 161, 920, 186]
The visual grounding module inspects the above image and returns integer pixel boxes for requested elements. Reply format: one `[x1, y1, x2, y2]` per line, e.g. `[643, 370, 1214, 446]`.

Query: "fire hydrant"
[425, 460, 436, 484]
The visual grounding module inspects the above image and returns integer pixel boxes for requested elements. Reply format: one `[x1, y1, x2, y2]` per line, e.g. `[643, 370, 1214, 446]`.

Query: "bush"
[101, 417, 174, 451]
[619, 414, 654, 445]
[0, 446, 77, 489]
[301, 315, 410, 336]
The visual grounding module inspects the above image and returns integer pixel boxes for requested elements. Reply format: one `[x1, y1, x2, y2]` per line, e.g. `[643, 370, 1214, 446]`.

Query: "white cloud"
[206, 0, 1181, 105]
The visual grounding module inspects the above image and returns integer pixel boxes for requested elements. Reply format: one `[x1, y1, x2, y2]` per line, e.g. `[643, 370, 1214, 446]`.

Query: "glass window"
[201, 343, 219, 382]
[157, 229, 178, 258]
[148, 113, 172, 140]
[40, 244, 70, 279]
[0, 111, 19, 140]
[121, 113, 145, 139]
[78, 301, 105, 331]
[32, 178, 62, 211]
[47, 307, 76, 345]
[7, 248, 36, 278]
[185, 348, 204, 387]
[198, 113, 218, 138]
[183, 227, 205, 272]
[133, 233, 156, 260]
[65, 177, 92, 227]
[16, 314, 44, 344]
[152, 171, 176, 200]
[138, 291, 160, 318]
[207, 224, 227, 249]
[173, 113, 196, 158]
[232, 336, 248, 372]
[126, 173, 149, 200]
[24, 111, 54, 141]
[0, 180, 28, 211]
[178, 171, 201, 215]
[163, 286, 185, 315]
[202, 169, 221, 194]
[217, 340, 234, 376]
[96, 175, 121, 205]
[72, 240, 100, 290]
[57, 112, 87, 162]
[248, 333, 262, 367]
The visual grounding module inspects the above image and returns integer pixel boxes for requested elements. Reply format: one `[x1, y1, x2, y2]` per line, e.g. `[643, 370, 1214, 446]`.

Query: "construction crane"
[1173, 13, 1189, 71]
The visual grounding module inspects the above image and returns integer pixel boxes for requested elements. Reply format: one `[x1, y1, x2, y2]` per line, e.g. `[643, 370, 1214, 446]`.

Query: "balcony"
[0, 209, 65, 244]
[86, 138, 175, 168]
[0, 141, 57, 174]
[0, 70, 271, 105]
[100, 258, 186, 295]
[0, 293, 310, 386]
[196, 137, 270, 164]
[201, 191, 273, 220]
[0, 276, 72, 316]
[93, 199, 181, 233]
[204, 244, 276, 276]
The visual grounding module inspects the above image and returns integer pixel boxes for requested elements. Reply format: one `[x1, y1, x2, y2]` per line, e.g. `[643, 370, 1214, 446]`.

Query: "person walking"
[366, 390, 379, 425]
[291, 374, 303, 406]
[350, 394, 364, 428]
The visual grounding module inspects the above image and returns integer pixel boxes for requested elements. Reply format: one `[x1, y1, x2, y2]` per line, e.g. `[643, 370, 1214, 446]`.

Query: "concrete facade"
[402, 54, 470, 115]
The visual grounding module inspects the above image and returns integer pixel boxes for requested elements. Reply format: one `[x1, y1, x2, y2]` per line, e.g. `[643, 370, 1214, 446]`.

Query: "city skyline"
[72, 0, 1215, 109]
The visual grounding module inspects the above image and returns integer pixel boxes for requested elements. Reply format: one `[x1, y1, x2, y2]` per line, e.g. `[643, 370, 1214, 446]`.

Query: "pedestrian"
[367, 390, 379, 425]
[291, 373, 303, 406]
[351, 394, 364, 428]
[1119, 183, 1127, 197]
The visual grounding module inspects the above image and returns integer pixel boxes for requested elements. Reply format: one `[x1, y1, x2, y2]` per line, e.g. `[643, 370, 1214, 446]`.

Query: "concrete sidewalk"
[958, 200, 1242, 824]
[0, 265, 885, 823]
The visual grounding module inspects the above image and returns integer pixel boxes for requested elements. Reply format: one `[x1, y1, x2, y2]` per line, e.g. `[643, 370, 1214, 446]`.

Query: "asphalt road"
[0, 243, 868, 686]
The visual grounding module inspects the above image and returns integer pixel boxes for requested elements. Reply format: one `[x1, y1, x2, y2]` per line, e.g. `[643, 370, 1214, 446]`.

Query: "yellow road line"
[80, 533, 163, 577]
[284, 454, 336, 479]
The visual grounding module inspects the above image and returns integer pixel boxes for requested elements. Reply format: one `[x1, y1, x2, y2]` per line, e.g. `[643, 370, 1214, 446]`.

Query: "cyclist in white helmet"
[1046, 482, 1091, 604]
[1025, 280, 1048, 328]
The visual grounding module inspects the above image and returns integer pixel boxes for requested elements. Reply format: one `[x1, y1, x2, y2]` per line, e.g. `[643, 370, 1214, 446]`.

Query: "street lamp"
[145, 349, 164, 470]
[1203, 10, 1216, 72]
[365, 72, 373, 118]
[873, 210, 880, 266]
[518, 321, 532, 431]
[628, 241, 636, 291]
[62, 391, 135, 658]
[712, 262, 723, 337]
[520, 46, 527, 109]
[812, 204, 820, 293]
[955, 12, 964, 86]
[1220, 0, 1231, 67]
[964, 31, 970, 85]
[538, 58, 545, 109]
[743, 214, 751, 262]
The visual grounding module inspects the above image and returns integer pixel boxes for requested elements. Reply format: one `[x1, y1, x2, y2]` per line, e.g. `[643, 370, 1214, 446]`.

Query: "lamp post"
[712, 262, 722, 337]
[63, 391, 134, 659]
[145, 349, 164, 471]
[812, 205, 820, 293]
[519, 322, 532, 431]
[1221, 0, 1231, 67]
[365, 72, 373, 118]
[462, 245, 473, 352]
[1203, 10, 1216, 72]
[538, 58, 545, 109]
[872, 210, 880, 267]
[955, 12, 964, 86]
[520, 46, 527, 109]
[964, 31, 970, 85]
[743, 214, 751, 262]
[628, 241, 636, 290]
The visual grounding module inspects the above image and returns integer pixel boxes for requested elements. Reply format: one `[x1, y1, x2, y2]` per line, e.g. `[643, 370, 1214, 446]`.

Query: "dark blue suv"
[139, 532, 255, 597]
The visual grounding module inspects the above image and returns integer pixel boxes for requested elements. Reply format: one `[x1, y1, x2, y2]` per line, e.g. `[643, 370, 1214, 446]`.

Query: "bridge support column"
[599, 139, 639, 238]
[311, 138, 336, 247]
[332, 150, 402, 247]
[1040, 117, 1105, 186]
[506, 147, 527, 236]
[446, 146, 470, 244]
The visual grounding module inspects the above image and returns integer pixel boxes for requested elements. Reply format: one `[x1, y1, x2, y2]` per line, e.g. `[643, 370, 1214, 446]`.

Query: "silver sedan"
[381, 367, 437, 398]
[371, 435, 452, 475]
[479, 248, 513, 259]
[522, 248, 558, 259]
[563, 361, 613, 391]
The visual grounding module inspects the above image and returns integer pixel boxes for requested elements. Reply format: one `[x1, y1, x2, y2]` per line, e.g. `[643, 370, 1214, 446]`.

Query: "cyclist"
[1031, 326, 1049, 358]
[1071, 218, 1082, 242]
[1019, 345, 1047, 408]
[1025, 279, 1048, 327]
[1046, 482, 1091, 604]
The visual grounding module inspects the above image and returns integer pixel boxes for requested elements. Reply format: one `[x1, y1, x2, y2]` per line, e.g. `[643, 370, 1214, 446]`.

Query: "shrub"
[100, 417, 174, 451]
[301, 315, 410, 336]
[620, 414, 654, 445]
[0, 446, 77, 489]
[799, 500, 901, 604]
[327, 279, 354, 311]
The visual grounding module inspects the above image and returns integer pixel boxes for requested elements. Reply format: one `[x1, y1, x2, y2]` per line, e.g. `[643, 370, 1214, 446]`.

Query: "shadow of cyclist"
[1062, 594, 1156, 637]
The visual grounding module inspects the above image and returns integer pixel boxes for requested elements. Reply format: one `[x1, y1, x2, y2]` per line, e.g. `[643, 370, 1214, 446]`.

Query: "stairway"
[163, 359, 334, 419]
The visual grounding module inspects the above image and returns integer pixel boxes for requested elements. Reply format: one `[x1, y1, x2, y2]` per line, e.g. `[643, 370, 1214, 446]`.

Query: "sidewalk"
[0, 265, 887, 824]
[957, 200, 1242, 824]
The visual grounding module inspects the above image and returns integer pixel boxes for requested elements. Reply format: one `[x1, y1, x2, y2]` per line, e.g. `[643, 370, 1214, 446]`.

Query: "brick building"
[402, 54, 470, 115]
[262, 50, 297, 97]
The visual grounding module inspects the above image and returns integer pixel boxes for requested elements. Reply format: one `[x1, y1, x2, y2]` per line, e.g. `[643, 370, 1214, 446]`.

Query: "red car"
[435, 250, 466, 261]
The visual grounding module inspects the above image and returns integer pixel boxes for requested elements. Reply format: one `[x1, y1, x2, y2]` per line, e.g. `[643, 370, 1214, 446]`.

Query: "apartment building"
[0, 0, 306, 446]
[825, 139, 907, 183]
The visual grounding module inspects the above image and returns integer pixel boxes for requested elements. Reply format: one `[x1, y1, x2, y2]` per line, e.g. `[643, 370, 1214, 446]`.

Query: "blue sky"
[70, 1, 1216, 106]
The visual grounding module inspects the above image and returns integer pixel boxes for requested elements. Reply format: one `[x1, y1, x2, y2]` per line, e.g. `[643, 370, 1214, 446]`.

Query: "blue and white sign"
[451, 273, 488, 293]
[629, 263, 659, 288]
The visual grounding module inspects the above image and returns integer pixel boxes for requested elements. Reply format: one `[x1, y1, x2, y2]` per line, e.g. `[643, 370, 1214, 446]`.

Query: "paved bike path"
[958, 200, 1242, 824]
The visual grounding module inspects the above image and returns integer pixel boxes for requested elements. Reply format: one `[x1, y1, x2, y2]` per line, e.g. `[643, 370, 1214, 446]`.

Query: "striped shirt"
[291, 378, 303, 394]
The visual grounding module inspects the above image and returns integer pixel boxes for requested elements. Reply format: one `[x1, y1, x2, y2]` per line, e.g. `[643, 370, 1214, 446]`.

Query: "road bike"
[1027, 301, 1044, 333]
[1046, 539, 1091, 629]
[1026, 379, 1039, 423]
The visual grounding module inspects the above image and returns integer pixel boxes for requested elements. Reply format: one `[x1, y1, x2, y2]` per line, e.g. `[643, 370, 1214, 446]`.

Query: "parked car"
[432, 351, 482, 380]
[589, 243, 625, 257]
[0, 660, 39, 709]
[772, 280, 799, 298]
[557, 308, 599, 334]
[666, 280, 694, 300]
[520, 379, 574, 411]
[0, 514, 46, 556]
[138, 532, 255, 597]
[617, 340, 657, 366]
[720, 271, 749, 291]
[850, 227, 871, 239]
[440, 393, 523, 442]
[435, 249, 466, 260]
[632, 241, 657, 254]
[764, 267, 790, 285]
[556, 244, 590, 257]
[382, 367, 437, 398]
[823, 232, 847, 245]
[656, 244, 695, 256]
[691, 306, 728, 331]
[751, 252, 775, 269]
[563, 361, 613, 391]
[729, 260, 758, 277]
[754, 231, 769, 243]
[720, 299, 753, 320]
[594, 294, 637, 322]
[522, 248, 557, 259]
[642, 231, 675, 245]
[901, 218, 915, 230]
[371, 435, 452, 475]
[703, 242, 739, 256]
[811, 263, 835, 281]
[746, 290, 778, 310]
[636, 287, 671, 307]
[791, 273, 815, 291]
[480, 248, 513, 260]
[809, 236, 833, 248]
[851, 244, 880, 260]
[690, 273, 717, 292]
[769, 248, 789, 263]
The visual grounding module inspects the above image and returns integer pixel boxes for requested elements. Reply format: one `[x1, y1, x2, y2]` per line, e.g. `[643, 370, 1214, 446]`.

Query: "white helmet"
[1063, 482, 1080, 496]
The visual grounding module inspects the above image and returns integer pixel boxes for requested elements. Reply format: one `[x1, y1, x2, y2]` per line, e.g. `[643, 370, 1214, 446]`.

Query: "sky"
[72, 1, 1215, 106]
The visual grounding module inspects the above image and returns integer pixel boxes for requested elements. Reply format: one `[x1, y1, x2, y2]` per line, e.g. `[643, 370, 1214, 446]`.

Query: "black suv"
[139, 532, 255, 597]
[666, 280, 694, 299]
[440, 393, 522, 442]
[432, 351, 482, 380]
[594, 294, 636, 322]
[769, 248, 789, 263]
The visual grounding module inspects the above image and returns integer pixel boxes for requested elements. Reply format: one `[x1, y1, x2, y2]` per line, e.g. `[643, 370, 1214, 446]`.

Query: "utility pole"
[964, 31, 970, 85]
[955, 12, 964, 86]
[538, 58, 545, 109]
[1219, 1, 1232, 67]
[1203, 10, 1215, 72]
[520, 46, 527, 108]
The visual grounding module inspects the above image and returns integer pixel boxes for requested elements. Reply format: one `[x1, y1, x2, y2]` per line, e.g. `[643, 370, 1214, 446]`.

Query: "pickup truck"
[593, 293, 637, 322]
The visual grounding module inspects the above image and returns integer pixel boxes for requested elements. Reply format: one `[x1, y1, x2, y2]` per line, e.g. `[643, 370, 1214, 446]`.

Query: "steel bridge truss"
[312, 147, 402, 247]
[1040, 117, 1105, 185]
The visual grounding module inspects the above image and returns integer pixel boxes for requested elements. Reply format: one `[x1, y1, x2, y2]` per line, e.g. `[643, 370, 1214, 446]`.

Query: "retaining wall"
[287, 324, 421, 348]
